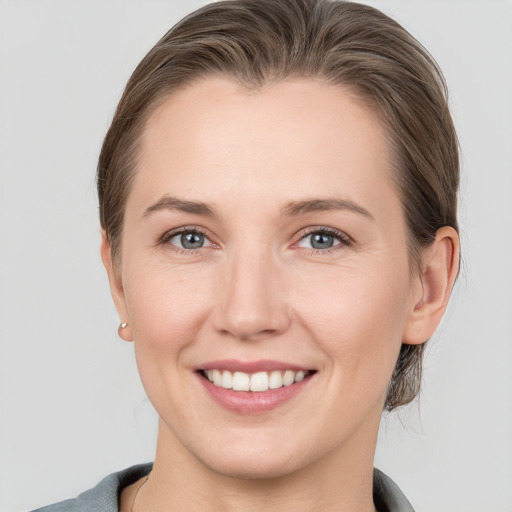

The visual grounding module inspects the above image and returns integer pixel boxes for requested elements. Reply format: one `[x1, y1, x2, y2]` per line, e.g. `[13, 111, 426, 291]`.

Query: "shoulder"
[373, 468, 415, 512]
[30, 463, 153, 512]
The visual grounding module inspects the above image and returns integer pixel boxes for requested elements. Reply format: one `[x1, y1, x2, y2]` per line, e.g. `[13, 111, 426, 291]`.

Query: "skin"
[102, 77, 459, 512]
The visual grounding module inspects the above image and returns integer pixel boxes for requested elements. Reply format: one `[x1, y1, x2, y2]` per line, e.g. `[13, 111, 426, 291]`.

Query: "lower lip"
[198, 373, 313, 414]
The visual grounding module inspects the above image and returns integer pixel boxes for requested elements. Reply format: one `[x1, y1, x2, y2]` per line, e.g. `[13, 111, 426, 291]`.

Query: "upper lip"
[198, 359, 312, 373]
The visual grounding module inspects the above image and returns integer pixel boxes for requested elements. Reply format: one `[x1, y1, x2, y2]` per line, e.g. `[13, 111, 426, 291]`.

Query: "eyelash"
[296, 226, 352, 255]
[159, 226, 212, 255]
[159, 226, 352, 256]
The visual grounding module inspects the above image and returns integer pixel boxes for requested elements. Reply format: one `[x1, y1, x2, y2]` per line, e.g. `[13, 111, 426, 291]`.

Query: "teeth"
[232, 371, 250, 391]
[269, 370, 283, 389]
[212, 369, 222, 386]
[250, 371, 269, 392]
[221, 370, 233, 389]
[203, 369, 310, 392]
[282, 370, 295, 386]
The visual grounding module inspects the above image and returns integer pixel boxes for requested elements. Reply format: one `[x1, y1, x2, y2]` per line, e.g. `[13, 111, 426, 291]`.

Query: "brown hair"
[97, 0, 459, 410]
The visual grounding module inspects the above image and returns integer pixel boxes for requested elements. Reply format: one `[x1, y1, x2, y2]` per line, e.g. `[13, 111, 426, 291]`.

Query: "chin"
[202, 451, 303, 481]
[190, 432, 319, 481]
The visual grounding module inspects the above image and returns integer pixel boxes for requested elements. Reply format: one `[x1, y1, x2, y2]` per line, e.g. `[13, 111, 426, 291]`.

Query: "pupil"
[311, 233, 333, 249]
[181, 232, 204, 249]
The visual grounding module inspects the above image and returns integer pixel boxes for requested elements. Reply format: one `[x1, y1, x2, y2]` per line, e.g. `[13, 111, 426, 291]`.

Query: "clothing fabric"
[31, 463, 414, 512]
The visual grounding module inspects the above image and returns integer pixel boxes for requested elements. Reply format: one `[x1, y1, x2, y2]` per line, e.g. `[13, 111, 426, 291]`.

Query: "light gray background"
[1, 1, 511, 511]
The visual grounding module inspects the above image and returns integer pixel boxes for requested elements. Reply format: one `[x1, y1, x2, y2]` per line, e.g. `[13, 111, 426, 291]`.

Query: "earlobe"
[100, 231, 133, 342]
[403, 226, 460, 345]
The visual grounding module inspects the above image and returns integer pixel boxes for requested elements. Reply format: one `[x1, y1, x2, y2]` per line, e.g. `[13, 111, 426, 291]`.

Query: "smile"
[197, 360, 316, 413]
[200, 369, 312, 392]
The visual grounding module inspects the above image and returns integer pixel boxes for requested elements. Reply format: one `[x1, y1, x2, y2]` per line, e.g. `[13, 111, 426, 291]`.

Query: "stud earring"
[118, 322, 129, 339]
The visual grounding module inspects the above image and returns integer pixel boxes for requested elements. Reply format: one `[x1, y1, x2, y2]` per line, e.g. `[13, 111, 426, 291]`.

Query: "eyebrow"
[143, 195, 373, 220]
[143, 195, 216, 218]
[281, 198, 373, 219]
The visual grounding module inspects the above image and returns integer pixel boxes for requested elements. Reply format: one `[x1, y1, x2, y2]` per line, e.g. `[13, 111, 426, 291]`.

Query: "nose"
[212, 246, 291, 341]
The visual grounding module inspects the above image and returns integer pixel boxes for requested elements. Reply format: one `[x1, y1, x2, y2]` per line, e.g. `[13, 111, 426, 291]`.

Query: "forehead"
[131, 77, 396, 215]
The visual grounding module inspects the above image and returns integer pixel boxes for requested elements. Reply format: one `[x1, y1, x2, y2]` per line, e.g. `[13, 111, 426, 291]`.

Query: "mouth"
[198, 368, 315, 392]
[196, 362, 316, 414]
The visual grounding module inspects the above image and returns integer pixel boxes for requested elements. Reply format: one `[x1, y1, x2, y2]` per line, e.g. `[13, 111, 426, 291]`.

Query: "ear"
[403, 226, 460, 345]
[100, 231, 133, 342]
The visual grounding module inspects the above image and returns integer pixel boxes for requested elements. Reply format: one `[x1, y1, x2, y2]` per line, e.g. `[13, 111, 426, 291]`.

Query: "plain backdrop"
[0, 1, 511, 511]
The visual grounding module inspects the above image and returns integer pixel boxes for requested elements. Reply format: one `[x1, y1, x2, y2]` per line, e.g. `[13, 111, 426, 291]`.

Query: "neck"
[134, 418, 379, 512]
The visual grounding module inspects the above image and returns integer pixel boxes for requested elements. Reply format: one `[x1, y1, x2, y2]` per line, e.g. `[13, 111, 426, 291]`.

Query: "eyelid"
[159, 225, 217, 252]
[294, 226, 352, 251]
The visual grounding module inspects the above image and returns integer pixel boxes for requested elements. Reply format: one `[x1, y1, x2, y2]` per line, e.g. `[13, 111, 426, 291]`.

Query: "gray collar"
[373, 468, 415, 512]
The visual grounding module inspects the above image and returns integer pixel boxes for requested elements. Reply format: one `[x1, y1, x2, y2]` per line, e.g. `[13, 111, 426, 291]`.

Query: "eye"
[164, 229, 213, 251]
[296, 228, 349, 251]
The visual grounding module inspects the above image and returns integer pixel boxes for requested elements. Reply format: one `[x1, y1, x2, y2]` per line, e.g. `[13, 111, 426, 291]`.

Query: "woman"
[33, 0, 459, 510]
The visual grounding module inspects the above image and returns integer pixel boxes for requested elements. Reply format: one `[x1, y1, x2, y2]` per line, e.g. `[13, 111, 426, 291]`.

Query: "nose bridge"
[214, 239, 290, 340]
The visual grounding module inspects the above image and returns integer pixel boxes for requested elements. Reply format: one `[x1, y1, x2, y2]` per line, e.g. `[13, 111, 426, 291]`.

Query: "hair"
[97, 0, 459, 410]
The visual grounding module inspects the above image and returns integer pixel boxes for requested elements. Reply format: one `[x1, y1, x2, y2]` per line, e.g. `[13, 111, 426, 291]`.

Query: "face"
[108, 77, 423, 478]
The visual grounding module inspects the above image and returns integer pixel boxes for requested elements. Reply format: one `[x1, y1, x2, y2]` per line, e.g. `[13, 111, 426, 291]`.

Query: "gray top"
[31, 463, 414, 512]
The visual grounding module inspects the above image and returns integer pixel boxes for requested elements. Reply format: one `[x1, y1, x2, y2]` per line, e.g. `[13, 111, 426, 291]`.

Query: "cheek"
[122, 263, 217, 414]
[123, 262, 214, 353]
[292, 262, 411, 377]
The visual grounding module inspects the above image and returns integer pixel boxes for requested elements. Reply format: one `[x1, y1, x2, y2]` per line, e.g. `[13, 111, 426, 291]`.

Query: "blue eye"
[297, 229, 348, 251]
[310, 232, 338, 250]
[167, 230, 212, 250]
